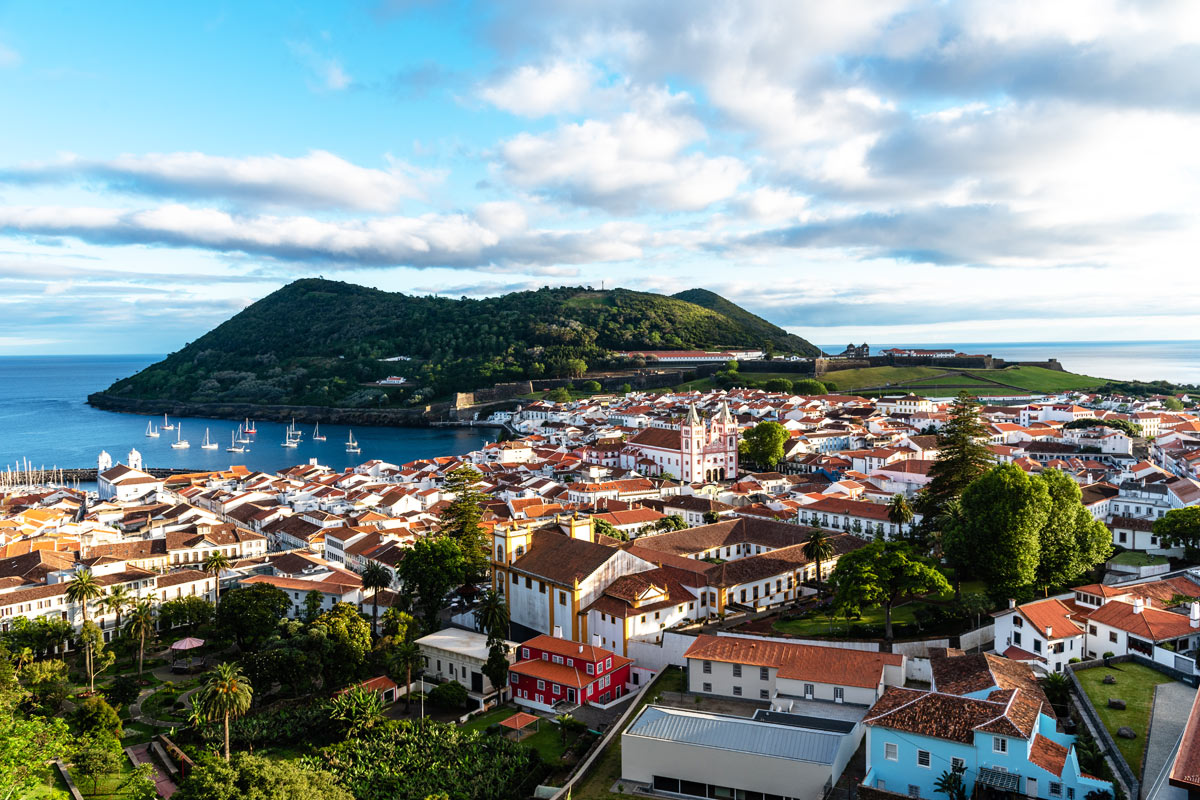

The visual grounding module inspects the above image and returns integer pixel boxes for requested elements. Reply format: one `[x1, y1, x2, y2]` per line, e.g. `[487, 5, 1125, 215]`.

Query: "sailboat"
[145, 420, 160, 438]
[170, 424, 190, 449]
[312, 423, 326, 442]
[282, 420, 300, 448]
[236, 424, 251, 444]
[226, 431, 246, 453]
[161, 413, 175, 432]
[200, 428, 218, 450]
[346, 430, 360, 454]
[243, 418, 256, 435]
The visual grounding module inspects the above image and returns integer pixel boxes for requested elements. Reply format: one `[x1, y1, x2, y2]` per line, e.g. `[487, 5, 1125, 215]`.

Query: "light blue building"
[862, 652, 1113, 800]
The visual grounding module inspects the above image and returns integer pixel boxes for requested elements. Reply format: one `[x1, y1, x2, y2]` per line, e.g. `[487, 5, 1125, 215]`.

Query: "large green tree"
[739, 420, 789, 468]
[397, 536, 466, 632]
[439, 466, 490, 582]
[1034, 469, 1112, 592]
[216, 584, 290, 650]
[920, 391, 994, 521]
[70, 733, 124, 795]
[174, 753, 352, 800]
[311, 603, 373, 681]
[1154, 506, 1200, 550]
[828, 540, 951, 640]
[957, 463, 1051, 602]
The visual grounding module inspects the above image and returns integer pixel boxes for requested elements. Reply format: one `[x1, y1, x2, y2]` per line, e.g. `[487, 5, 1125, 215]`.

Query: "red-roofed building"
[509, 633, 633, 711]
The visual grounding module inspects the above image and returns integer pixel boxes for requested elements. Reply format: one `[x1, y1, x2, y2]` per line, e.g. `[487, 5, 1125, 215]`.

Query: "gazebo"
[500, 712, 541, 742]
[169, 637, 205, 673]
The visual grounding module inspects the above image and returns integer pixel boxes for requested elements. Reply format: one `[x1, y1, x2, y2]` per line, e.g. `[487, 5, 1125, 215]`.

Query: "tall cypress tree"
[439, 466, 490, 582]
[920, 391, 994, 520]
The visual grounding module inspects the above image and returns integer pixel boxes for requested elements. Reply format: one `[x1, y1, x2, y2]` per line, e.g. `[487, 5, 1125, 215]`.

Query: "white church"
[97, 448, 164, 502]
[619, 403, 738, 482]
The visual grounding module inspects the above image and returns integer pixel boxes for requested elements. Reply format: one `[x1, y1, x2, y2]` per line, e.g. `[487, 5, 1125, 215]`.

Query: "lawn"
[74, 758, 138, 800]
[25, 767, 72, 800]
[904, 373, 1004, 387]
[816, 366, 947, 389]
[773, 600, 926, 636]
[570, 667, 685, 800]
[1075, 663, 1174, 774]
[459, 706, 577, 774]
[970, 365, 1106, 393]
[1109, 551, 1167, 568]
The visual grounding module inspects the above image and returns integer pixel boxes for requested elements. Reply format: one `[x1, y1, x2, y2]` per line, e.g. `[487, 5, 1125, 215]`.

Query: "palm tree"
[886, 493, 914, 540]
[202, 551, 232, 607]
[388, 641, 423, 715]
[124, 600, 156, 677]
[98, 585, 134, 632]
[199, 662, 252, 761]
[360, 561, 393, 637]
[801, 525, 834, 599]
[474, 589, 509, 641]
[65, 568, 104, 687]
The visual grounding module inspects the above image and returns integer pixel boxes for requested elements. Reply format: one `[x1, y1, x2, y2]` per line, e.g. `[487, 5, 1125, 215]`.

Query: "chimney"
[1045, 626, 1053, 639]
[591, 634, 602, 648]
[1133, 597, 1144, 615]
[1008, 599, 1016, 609]
[1192, 602, 1200, 629]
[552, 625, 564, 639]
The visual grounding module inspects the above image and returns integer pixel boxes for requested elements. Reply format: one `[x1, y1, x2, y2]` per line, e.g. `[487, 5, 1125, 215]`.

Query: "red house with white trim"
[509, 634, 633, 711]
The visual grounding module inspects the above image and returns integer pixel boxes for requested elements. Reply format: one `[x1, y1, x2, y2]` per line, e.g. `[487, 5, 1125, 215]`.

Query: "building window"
[537, 680, 545, 690]
[703, 682, 712, 692]
[834, 687, 845, 702]
[1067, 789, 1075, 800]
[512, 572, 518, 584]
[539, 582, 546, 594]
[1089, 624, 1097, 635]
[521, 647, 529, 659]
[732, 664, 742, 678]
[917, 750, 931, 768]
[908, 786, 920, 798]
[1013, 616, 1023, 627]
[760, 689, 769, 699]
[1049, 783, 1062, 798]
[993, 737, 1007, 753]
[952, 758, 964, 772]
[1110, 631, 1118, 643]
[703, 660, 712, 674]
[1013, 631, 1022, 646]
[884, 743, 898, 761]
[1034, 639, 1043, 653]
[586, 663, 594, 675]
[559, 591, 566, 604]
[732, 686, 742, 696]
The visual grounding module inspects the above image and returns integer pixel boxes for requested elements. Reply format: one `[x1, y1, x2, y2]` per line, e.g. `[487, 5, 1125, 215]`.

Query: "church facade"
[619, 404, 738, 482]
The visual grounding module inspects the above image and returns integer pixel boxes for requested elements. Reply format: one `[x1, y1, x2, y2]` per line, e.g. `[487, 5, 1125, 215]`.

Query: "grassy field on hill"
[671, 363, 1108, 397]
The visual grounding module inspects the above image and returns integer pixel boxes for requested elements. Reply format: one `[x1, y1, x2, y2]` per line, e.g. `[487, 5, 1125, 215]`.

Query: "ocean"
[819, 340, 1200, 386]
[0, 355, 491, 473]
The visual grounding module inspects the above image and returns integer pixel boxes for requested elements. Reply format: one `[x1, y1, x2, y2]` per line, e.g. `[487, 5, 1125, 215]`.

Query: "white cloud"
[0, 202, 649, 269]
[287, 40, 352, 91]
[498, 91, 747, 213]
[1, 150, 432, 211]
[480, 61, 597, 117]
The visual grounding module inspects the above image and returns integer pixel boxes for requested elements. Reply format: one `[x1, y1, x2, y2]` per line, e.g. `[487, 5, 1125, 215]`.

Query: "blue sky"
[2, 1, 1200, 354]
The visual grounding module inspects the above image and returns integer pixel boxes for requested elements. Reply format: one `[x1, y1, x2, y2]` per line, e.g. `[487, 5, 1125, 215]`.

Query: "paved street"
[1143, 680, 1197, 800]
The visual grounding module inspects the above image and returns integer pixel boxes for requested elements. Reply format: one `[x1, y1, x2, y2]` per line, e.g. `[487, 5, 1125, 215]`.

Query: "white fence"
[959, 624, 995, 652]
[1151, 643, 1198, 676]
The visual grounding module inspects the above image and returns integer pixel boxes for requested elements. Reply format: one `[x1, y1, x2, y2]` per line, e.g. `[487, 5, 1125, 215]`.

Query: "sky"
[2, 1, 1200, 354]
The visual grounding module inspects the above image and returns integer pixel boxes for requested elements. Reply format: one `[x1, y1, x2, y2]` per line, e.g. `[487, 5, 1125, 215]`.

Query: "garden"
[1074, 662, 1174, 774]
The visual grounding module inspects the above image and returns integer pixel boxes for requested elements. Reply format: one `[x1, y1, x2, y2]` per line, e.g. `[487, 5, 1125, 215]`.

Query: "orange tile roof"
[684, 634, 902, 689]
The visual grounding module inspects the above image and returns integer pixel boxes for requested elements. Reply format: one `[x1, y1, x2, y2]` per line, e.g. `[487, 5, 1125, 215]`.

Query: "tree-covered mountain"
[671, 289, 801, 355]
[100, 279, 819, 407]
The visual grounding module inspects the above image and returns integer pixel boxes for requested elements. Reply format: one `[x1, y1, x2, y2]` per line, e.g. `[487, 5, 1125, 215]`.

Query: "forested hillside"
[100, 279, 818, 407]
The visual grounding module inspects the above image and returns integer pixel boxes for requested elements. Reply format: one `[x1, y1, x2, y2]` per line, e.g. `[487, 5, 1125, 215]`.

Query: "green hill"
[671, 289, 810, 356]
[99, 279, 819, 408]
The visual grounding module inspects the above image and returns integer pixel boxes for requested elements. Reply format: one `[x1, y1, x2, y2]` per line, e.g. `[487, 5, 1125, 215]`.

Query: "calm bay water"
[820, 340, 1200, 385]
[0, 355, 490, 473]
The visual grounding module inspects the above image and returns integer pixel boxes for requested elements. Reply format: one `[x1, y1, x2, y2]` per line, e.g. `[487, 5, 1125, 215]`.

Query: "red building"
[509, 634, 633, 711]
